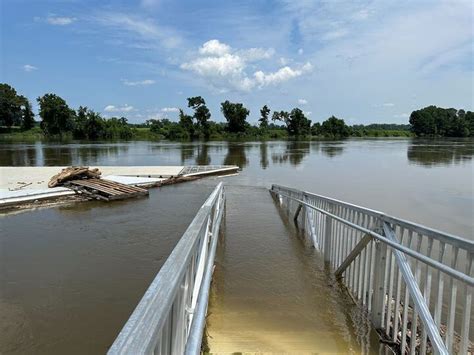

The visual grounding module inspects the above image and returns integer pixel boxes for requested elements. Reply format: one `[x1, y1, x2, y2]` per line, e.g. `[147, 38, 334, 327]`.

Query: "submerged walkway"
[207, 185, 379, 353]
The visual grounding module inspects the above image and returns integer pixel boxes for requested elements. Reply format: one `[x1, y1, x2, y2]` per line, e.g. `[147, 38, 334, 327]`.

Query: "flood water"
[1, 138, 473, 354]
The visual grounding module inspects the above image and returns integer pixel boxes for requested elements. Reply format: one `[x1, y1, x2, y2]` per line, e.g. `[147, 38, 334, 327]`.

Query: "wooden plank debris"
[66, 179, 149, 201]
[49, 166, 101, 187]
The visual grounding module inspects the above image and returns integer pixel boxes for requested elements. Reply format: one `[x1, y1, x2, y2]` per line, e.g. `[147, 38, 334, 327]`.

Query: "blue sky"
[1, 0, 473, 124]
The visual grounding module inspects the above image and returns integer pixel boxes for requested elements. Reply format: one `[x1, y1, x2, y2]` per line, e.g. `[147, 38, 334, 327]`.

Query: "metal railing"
[271, 184, 473, 355]
[108, 182, 225, 355]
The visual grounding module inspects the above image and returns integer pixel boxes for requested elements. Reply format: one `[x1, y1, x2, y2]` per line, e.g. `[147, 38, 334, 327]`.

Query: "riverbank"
[0, 126, 414, 142]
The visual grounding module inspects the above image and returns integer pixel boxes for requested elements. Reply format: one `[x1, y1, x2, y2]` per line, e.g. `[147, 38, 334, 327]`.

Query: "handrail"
[271, 184, 473, 355]
[108, 182, 225, 355]
[274, 190, 473, 286]
[272, 184, 473, 252]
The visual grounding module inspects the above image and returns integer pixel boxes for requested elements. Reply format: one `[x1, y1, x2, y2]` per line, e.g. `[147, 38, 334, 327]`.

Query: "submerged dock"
[107, 182, 473, 355]
[0, 165, 238, 209]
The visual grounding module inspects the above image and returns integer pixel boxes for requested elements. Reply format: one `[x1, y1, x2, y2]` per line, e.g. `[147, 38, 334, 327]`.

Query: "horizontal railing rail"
[108, 182, 225, 355]
[271, 184, 473, 355]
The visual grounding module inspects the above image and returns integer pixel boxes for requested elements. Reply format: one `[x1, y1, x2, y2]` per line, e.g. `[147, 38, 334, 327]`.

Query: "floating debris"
[48, 166, 101, 188]
[66, 179, 149, 201]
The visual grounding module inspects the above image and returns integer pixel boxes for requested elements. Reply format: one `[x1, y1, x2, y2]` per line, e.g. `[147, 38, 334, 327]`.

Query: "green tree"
[187, 96, 211, 138]
[287, 108, 311, 136]
[20, 97, 35, 130]
[221, 100, 250, 133]
[179, 109, 195, 137]
[409, 106, 472, 137]
[272, 109, 311, 136]
[320, 116, 350, 138]
[311, 122, 321, 136]
[259, 105, 270, 129]
[37, 93, 75, 136]
[0, 83, 23, 128]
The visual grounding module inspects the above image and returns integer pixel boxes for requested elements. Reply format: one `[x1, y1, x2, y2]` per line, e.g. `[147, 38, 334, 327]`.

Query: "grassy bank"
[0, 126, 414, 142]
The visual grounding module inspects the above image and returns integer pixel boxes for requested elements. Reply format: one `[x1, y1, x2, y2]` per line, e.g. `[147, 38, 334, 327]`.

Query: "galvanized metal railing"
[108, 182, 225, 355]
[271, 184, 473, 355]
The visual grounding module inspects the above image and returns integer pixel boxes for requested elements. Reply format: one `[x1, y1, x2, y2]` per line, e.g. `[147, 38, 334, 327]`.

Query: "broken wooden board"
[66, 179, 149, 201]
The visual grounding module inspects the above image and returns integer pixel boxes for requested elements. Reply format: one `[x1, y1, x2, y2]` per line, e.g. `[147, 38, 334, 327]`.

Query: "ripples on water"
[0, 138, 472, 354]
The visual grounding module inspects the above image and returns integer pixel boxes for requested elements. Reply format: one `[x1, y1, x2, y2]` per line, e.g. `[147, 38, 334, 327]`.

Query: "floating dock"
[0, 165, 238, 209]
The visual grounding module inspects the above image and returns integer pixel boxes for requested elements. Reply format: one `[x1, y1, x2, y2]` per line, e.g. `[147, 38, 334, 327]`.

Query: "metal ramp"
[107, 183, 473, 355]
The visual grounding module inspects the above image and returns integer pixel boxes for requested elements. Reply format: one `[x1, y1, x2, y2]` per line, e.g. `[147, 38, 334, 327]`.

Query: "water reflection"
[407, 140, 474, 167]
[223, 143, 248, 168]
[0, 144, 38, 165]
[180, 144, 194, 164]
[272, 141, 310, 166]
[196, 145, 211, 165]
[259, 142, 269, 169]
[320, 143, 345, 158]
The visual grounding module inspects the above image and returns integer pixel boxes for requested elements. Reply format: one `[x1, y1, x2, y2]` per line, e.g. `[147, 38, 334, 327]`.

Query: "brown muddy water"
[0, 139, 473, 354]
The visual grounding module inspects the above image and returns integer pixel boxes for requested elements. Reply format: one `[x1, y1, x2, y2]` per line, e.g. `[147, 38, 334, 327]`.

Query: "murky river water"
[1, 139, 473, 354]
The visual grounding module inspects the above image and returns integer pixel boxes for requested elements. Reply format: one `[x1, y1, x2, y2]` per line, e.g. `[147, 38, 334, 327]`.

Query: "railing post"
[301, 193, 307, 231]
[324, 209, 332, 263]
[371, 239, 387, 329]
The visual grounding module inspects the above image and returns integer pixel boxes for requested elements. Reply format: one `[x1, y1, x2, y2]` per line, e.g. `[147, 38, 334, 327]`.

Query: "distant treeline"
[409, 106, 474, 137]
[1, 83, 471, 140]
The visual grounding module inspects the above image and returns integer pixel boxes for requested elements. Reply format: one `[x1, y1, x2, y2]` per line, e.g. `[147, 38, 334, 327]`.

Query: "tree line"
[409, 106, 474, 137]
[2, 83, 471, 140]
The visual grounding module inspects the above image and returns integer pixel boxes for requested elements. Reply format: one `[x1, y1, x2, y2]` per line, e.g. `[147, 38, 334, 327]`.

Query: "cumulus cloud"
[181, 39, 311, 92]
[122, 79, 155, 86]
[46, 16, 76, 25]
[161, 107, 179, 112]
[199, 39, 231, 56]
[104, 104, 135, 112]
[298, 98, 308, 105]
[23, 64, 37, 72]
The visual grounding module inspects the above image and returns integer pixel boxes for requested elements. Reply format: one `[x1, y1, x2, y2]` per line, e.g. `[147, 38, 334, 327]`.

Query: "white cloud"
[304, 111, 312, 116]
[23, 64, 37, 72]
[383, 103, 395, 107]
[46, 16, 76, 25]
[238, 47, 275, 61]
[199, 39, 231, 56]
[122, 79, 155, 86]
[181, 39, 311, 92]
[104, 104, 135, 112]
[298, 98, 308, 105]
[298, 48, 304, 55]
[161, 107, 179, 112]
[96, 13, 182, 49]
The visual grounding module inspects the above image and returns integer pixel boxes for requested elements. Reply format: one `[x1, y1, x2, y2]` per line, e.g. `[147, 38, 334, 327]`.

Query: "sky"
[1, 0, 473, 124]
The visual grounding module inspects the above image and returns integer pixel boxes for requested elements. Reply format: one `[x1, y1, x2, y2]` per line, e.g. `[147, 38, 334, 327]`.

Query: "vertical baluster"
[353, 212, 362, 297]
[339, 207, 347, 268]
[446, 246, 459, 353]
[392, 226, 405, 342]
[409, 233, 422, 355]
[384, 242, 393, 335]
[338, 207, 344, 268]
[346, 210, 352, 289]
[333, 205, 340, 268]
[362, 216, 371, 306]
[358, 214, 367, 301]
[400, 229, 413, 353]
[420, 236, 433, 354]
[368, 230, 375, 312]
[460, 252, 473, 355]
[434, 241, 446, 332]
